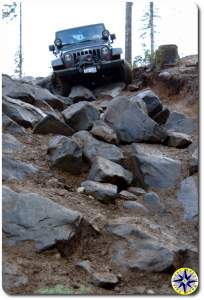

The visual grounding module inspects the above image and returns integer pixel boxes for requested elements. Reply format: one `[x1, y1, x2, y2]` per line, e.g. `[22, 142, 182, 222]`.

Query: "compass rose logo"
[171, 268, 198, 295]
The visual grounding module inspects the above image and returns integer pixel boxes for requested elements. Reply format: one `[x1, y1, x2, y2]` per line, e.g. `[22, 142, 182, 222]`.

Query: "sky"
[0, 0, 198, 77]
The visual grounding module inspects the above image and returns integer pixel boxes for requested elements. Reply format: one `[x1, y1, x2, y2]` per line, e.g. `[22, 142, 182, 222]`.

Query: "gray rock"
[106, 217, 184, 272]
[62, 101, 99, 131]
[2, 74, 65, 110]
[2, 155, 38, 182]
[88, 156, 133, 190]
[76, 260, 93, 274]
[73, 131, 123, 163]
[81, 180, 118, 203]
[123, 201, 148, 213]
[91, 120, 119, 144]
[2, 261, 28, 292]
[104, 96, 167, 143]
[2, 133, 24, 154]
[2, 186, 82, 251]
[153, 106, 170, 125]
[164, 111, 197, 134]
[2, 114, 26, 135]
[165, 131, 192, 148]
[33, 114, 74, 136]
[177, 176, 198, 220]
[91, 272, 119, 289]
[123, 144, 181, 188]
[127, 187, 146, 196]
[94, 82, 125, 98]
[143, 192, 165, 213]
[131, 88, 163, 117]
[189, 148, 198, 174]
[47, 135, 83, 174]
[119, 190, 138, 201]
[3, 96, 45, 128]
[69, 85, 96, 102]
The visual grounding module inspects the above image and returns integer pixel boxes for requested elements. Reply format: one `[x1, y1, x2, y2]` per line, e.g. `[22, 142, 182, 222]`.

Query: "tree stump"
[154, 44, 179, 71]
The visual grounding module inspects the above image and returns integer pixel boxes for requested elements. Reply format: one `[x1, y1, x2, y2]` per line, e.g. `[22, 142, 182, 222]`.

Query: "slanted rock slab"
[33, 114, 74, 136]
[2, 133, 24, 154]
[164, 111, 197, 135]
[2, 114, 26, 135]
[2, 186, 82, 251]
[3, 96, 45, 128]
[2, 155, 39, 182]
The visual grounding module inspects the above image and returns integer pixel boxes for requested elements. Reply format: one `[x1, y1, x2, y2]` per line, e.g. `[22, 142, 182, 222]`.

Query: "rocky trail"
[2, 55, 198, 295]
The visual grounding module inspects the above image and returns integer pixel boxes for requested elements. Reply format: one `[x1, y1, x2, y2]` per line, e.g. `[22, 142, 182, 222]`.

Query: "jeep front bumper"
[53, 59, 123, 80]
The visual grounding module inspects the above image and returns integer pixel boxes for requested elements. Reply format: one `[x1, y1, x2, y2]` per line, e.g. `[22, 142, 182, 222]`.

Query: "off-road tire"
[119, 60, 133, 85]
[51, 73, 71, 97]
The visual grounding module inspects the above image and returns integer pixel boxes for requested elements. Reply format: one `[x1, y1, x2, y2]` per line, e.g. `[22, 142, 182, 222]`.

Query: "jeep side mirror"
[110, 33, 116, 42]
[49, 44, 55, 52]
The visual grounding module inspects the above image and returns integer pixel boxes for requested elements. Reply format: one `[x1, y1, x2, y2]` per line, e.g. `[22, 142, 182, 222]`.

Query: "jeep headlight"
[101, 47, 109, 55]
[64, 53, 72, 62]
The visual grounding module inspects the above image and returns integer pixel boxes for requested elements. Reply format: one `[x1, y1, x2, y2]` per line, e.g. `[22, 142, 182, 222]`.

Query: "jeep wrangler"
[49, 23, 132, 96]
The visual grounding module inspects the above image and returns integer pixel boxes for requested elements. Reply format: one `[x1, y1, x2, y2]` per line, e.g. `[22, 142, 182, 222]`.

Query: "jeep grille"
[72, 48, 101, 63]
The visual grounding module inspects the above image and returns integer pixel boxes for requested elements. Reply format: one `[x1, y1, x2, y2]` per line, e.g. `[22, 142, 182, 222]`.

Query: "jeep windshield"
[56, 23, 105, 46]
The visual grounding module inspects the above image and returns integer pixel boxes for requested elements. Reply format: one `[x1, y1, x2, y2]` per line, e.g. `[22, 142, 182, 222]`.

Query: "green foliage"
[36, 284, 93, 295]
[1, 2, 17, 21]
[133, 49, 154, 67]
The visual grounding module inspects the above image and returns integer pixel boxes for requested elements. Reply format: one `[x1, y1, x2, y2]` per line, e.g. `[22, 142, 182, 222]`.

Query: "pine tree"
[1, 1, 23, 78]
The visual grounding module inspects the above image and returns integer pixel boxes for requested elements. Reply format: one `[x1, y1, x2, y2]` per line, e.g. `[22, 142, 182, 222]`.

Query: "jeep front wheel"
[51, 73, 71, 97]
[119, 60, 133, 85]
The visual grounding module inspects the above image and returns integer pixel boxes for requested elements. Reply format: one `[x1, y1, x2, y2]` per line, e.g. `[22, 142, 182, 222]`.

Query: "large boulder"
[62, 101, 99, 131]
[2, 186, 82, 251]
[122, 144, 181, 188]
[164, 111, 197, 135]
[73, 131, 123, 163]
[106, 217, 191, 272]
[68, 85, 96, 102]
[2, 74, 65, 110]
[2, 114, 26, 135]
[131, 88, 163, 117]
[2, 96, 45, 128]
[47, 135, 83, 174]
[2, 133, 24, 154]
[104, 96, 167, 143]
[177, 176, 198, 220]
[33, 114, 74, 136]
[91, 120, 119, 144]
[2, 155, 39, 182]
[87, 156, 133, 190]
[81, 180, 118, 203]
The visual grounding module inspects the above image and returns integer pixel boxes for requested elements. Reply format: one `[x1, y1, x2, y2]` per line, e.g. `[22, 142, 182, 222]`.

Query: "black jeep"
[49, 23, 132, 95]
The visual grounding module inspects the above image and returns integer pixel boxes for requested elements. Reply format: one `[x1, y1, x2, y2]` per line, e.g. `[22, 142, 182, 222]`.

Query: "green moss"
[36, 284, 93, 295]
